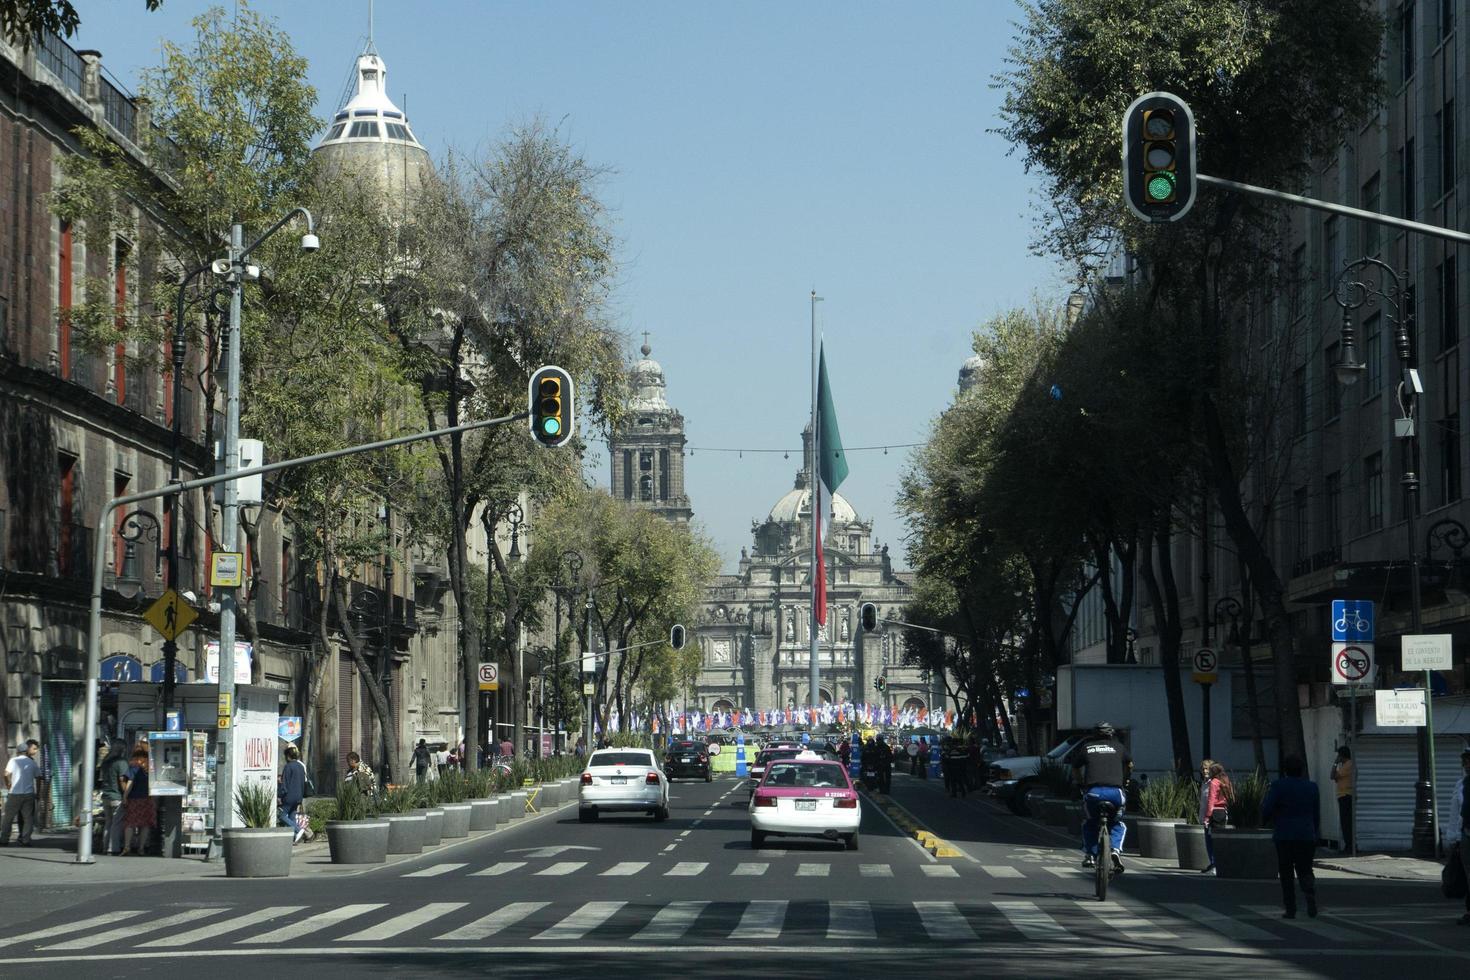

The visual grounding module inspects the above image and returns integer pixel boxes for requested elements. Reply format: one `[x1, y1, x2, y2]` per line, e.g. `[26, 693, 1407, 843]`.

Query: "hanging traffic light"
[670, 624, 686, 650]
[529, 365, 574, 448]
[1122, 91, 1197, 223]
[859, 602, 878, 633]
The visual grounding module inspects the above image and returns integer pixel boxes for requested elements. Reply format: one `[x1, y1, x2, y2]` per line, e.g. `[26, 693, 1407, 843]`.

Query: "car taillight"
[580, 772, 592, 785]
[646, 771, 660, 785]
[698, 755, 707, 763]
[754, 795, 777, 807]
[835, 798, 857, 809]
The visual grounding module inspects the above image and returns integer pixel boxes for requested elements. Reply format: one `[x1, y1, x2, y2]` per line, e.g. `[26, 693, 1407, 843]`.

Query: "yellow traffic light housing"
[529, 365, 574, 448]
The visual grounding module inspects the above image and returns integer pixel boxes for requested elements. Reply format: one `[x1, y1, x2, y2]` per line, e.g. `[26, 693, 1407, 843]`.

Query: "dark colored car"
[663, 739, 712, 781]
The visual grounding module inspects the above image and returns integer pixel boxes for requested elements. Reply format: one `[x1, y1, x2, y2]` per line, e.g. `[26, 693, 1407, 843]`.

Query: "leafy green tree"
[2, 0, 160, 45]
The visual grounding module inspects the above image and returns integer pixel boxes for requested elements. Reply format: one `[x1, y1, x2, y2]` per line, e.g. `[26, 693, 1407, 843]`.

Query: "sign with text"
[205, 641, 253, 685]
[1191, 648, 1218, 685]
[1331, 599, 1375, 642]
[1331, 641, 1376, 687]
[1374, 688, 1427, 727]
[1401, 634, 1453, 671]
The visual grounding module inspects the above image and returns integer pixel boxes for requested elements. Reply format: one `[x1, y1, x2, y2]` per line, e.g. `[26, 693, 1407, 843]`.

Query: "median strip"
[860, 790, 965, 860]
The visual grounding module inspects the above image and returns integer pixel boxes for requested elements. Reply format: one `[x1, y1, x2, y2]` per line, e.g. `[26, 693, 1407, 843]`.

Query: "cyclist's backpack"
[1443, 841, 1467, 900]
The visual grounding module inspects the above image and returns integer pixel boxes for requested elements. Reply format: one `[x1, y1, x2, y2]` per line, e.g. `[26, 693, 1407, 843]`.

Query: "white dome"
[958, 354, 985, 391]
[628, 340, 669, 412]
[316, 53, 423, 150]
[768, 487, 857, 525]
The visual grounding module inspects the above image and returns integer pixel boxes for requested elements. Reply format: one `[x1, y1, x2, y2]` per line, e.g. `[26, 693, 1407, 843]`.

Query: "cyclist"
[1065, 722, 1131, 874]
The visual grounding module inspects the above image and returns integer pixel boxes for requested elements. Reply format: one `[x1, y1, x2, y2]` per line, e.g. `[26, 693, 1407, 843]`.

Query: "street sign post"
[1331, 599, 1375, 642]
[1374, 689, 1427, 727]
[1191, 648, 1218, 684]
[143, 588, 197, 642]
[1331, 641, 1376, 687]
[478, 662, 499, 692]
[1402, 634, 1453, 671]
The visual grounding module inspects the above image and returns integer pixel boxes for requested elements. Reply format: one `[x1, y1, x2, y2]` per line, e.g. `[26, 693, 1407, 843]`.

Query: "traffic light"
[529, 365, 574, 448]
[1122, 91, 1197, 223]
[859, 602, 878, 633]
[873, 675, 887, 693]
[670, 624, 686, 650]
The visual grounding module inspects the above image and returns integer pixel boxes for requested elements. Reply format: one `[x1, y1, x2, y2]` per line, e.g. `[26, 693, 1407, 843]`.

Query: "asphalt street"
[0, 774, 1465, 979]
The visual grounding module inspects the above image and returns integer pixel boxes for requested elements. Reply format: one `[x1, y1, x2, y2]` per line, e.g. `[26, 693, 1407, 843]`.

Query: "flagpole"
[809, 289, 820, 717]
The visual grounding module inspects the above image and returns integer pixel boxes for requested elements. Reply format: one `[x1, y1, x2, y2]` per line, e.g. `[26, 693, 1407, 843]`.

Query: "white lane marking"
[666, 861, 707, 876]
[1244, 906, 1359, 942]
[437, 902, 548, 940]
[915, 901, 977, 941]
[45, 909, 226, 950]
[0, 910, 141, 948]
[736, 901, 786, 939]
[338, 903, 468, 942]
[859, 864, 892, 877]
[404, 863, 467, 878]
[1080, 901, 1177, 941]
[796, 863, 830, 877]
[679, 830, 692, 837]
[533, 902, 626, 941]
[982, 865, 1024, 878]
[921, 865, 959, 878]
[732, 862, 768, 876]
[993, 901, 1069, 942]
[1045, 866, 1084, 878]
[534, 862, 587, 876]
[661, 844, 677, 852]
[633, 901, 708, 941]
[1172, 903, 1277, 941]
[141, 906, 306, 948]
[470, 861, 526, 876]
[827, 901, 875, 941]
[601, 862, 648, 876]
[236, 904, 386, 945]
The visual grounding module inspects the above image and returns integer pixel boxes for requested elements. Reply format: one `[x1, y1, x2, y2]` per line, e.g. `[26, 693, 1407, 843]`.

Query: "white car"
[578, 748, 670, 822]
[749, 752, 862, 850]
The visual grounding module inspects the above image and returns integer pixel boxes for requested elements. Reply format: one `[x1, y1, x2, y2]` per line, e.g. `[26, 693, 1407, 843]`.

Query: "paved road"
[0, 774, 1464, 978]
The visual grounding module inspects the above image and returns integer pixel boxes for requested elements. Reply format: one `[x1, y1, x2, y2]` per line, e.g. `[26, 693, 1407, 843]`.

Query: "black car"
[663, 739, 712, 781]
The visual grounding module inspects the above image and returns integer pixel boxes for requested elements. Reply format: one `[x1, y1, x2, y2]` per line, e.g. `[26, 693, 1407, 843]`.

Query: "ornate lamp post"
[113, 510, 162, 601]
[1334, 255, 1439, 857]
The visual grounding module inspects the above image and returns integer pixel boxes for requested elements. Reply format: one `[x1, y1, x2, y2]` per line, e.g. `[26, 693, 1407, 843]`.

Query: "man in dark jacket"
[1066, 722, 1132, 873]
[277, 745, 309, 843]
[1262, 755, 1320, 919]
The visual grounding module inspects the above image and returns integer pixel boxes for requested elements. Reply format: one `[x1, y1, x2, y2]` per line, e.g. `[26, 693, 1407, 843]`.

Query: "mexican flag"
[814, 344, 848, 626]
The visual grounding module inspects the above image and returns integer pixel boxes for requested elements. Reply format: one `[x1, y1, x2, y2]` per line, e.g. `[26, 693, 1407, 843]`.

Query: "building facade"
[608, 340, 692, 524]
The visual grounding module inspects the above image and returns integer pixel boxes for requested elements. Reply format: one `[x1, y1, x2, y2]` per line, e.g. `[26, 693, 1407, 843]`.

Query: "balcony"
[99, 76, 137, 143]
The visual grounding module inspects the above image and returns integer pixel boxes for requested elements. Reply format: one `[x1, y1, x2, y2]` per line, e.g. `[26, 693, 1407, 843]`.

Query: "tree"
[995, 0, 1383, 764]
[2, 0, 160, 45]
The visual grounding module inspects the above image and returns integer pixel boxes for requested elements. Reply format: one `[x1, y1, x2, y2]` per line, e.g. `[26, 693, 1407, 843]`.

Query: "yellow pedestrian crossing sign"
[144, 588, 198, 641]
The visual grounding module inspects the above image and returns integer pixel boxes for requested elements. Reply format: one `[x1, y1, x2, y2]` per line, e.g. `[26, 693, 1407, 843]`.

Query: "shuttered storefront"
[1353, 735, 1466, 851]
[337, 652, 354, 772]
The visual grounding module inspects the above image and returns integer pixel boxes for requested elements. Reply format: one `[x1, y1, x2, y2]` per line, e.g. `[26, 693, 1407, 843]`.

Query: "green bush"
[375, 786, 418, 815]
[1037, 757, 1075, 798]
[466, 769, 495, 799]
[1136, 775, 1196, 821]
[334, 779, 372, 822]
[305, 798, 338, 834]
[1228, 769, 1269, 829]
[233, 781, 277, 828]
[437, 770, 471, 804]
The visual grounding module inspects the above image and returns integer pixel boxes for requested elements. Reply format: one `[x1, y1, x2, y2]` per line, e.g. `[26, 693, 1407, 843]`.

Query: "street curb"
[862, 789, 965, 860]
[1312, 859, 1441, 882]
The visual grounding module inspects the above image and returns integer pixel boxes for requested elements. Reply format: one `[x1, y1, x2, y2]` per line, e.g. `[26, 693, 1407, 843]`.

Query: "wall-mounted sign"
[1374, 689, 1427, 727]
[1401, 634, 1453, 672]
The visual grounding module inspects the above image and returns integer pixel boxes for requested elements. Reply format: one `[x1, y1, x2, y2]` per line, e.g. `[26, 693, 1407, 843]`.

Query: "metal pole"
[213, 221, 244, 842]
[1348, 691, 1358, 858]
[809, 289, 820, 715]
[1401, 333, 1437, 858]
[514, 623, 524, 758]
[584, 596, 594, 749]
[1201, 683, 1212, 760]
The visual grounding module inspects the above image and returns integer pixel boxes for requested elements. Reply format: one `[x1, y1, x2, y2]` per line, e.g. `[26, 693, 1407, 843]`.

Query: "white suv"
[578, 748, 671, 822]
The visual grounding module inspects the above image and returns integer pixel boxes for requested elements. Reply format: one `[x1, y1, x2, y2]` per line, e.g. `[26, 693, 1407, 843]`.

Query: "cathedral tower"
[610, 338, 692, 524]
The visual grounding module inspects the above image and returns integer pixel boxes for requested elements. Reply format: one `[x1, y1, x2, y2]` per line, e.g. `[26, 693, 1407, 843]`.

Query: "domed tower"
[610, 337, 693, 524]
[751, 424, 870, 559]
[312, 47, 433, 206]
[957, 354, 985, 393]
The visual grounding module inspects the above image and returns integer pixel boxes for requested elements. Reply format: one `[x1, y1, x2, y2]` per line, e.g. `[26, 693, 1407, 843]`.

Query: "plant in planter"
[325, 779, 390, 865]
[435, 770, 474, 837]
[305, 798, 338, 837]
[1134, 775, 1194, 861]
[223, 781, 293, 878]
[378, 786, 427, 854]
[234, 781, 277, 828]
[1214, 769, 1276, 879]
[1227, 769, 1269, 829]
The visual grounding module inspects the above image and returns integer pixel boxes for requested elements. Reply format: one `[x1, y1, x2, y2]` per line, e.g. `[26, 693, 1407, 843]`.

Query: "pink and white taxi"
[748, 751, 861, 850]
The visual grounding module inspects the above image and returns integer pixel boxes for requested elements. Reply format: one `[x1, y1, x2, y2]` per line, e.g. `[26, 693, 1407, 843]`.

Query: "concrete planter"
[417, 807, 445, 846]
[384, 813, 426, 854]
[469, 798, 499, 831]
[1037, 797, 1069, 827]
[440, 803, 472, 838]
[492, 794, 511, 824]
[222, 827, 293, 878]
[561, 778, 579, 803]
[539, 782, 561, 807]
[1134, 817, 1183, 860]
[1174, 823, 1211, 870]
[326, 820, 389, 864]
[508, 790, 529, 820]
[1063, 802, 1084, 837]
[1213, 828, 1278, 879]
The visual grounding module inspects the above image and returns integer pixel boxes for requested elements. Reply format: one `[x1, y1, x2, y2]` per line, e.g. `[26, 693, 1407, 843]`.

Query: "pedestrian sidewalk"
[1313, 852, 1445, 881]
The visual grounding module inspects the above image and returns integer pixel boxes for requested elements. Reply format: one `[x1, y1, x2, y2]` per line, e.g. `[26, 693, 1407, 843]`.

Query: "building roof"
[768, 486, 857, 525]
[315, 52, 424, 151]
[629, 338, 671, 413]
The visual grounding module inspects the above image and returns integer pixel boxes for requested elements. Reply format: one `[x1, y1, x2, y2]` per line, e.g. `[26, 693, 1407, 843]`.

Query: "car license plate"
[796, 800, 817, 811]
[611, 776, 626, 784]
[680, 757, 691, 763]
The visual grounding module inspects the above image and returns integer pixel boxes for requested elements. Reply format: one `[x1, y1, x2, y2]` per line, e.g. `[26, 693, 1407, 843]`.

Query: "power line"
[685, 443, 922, 457]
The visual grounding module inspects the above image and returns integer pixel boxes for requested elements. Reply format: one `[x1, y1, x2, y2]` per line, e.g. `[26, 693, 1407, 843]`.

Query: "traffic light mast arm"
[877, 618, 966, 640]
[1197, 173, 1470, 246]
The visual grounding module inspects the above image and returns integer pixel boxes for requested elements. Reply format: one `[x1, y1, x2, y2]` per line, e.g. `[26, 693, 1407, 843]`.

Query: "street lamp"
[1334, 255, 1439, 857]
[1202, 596, 1245, 761]
[113, 509, 162, 600]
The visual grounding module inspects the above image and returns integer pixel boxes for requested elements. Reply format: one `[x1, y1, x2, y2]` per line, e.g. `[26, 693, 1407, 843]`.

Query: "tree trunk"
[1237, 563, 1268, 773]
[306, 577, 335, 790]
[1138, 519, 1193, 778]
[331, 575, 403, 783]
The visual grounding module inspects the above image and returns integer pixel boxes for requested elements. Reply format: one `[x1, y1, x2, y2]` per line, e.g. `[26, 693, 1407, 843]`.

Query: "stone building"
[609, 339, 692, 524]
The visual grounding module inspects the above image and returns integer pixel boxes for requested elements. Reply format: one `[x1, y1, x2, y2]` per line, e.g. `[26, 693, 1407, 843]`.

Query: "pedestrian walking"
[942, 738, 968, 798]
[1453, 749, 1470, 926]
[499, 736, 515, 759]
[99, 739, 129, 855]
[120, 749, 155, 855]
[1330, 746, 1354, 853]
[412, 739, 432, 784]
[965, 740, 982, 791]
[0, 739, 42, 846]
[1262, 756, 1320, 919]
[1198, 759, 1233, 874]
[277, 745, 310, 843]
[906, 738, 921, 776]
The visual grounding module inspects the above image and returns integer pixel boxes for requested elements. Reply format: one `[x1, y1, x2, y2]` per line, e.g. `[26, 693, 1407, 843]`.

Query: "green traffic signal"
[542, 418, 561, 435]
[1122, 92, 1196, 222]
[529, 366, 574, 448]
[1147, 173, 1175, 201]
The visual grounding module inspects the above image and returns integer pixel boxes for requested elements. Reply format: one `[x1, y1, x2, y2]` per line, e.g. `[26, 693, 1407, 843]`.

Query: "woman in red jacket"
[1198, 760, 1233, 874]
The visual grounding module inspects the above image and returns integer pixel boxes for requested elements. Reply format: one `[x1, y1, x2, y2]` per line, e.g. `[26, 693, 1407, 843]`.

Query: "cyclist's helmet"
[1095, 721, 1117, 739]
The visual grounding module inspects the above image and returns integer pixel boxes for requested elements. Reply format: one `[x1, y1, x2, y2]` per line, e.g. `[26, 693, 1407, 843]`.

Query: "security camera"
[207, 601, 222, 614]
[244, 264, 261, 280]
[181, 590, 199, 604]
[300, 233, 320, 252]
[211, 258, 230, 275]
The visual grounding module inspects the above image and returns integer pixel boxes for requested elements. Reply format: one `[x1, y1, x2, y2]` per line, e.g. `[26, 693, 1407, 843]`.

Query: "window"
[1440, 99, 1456, 197]
[112, 473, 129, 574]
[1362, 173, 1381, 255]
[1323, 216, 1341, 287]
[58, 219, 73, 376]
[1441, 255, 1459, 349]
[1325, 343, 1343, 419]
[1444, 0, 1456, 38]
[659, 449, 670, 500]
[1366, 453, 1384, 530]
[58, 453, 77, 577]
[1293, 487, 1310, 563]
[1402, 1, 1417, 83]
[1325, 472, 1341, 551]
[639, 451, 652, 472]
[1365, 311, 1383, 390]
[326, 122, 345, 140]
[114, 239, 129, 405]
[1293, 365, 1308, 433]
[385, 122, 412, 141]
[347, 121, 379, 138]
[1402, 138, 1417, 219]
[639, 474, 652, 501]
[622, 450, 632, 499]
[1289, 244, 1307, 318]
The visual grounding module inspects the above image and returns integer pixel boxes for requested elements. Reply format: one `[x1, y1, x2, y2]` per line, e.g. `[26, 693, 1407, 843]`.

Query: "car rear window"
[669, 742, 702, 751]
[589, 751, 653, 767]
[764, 762, 849, 789]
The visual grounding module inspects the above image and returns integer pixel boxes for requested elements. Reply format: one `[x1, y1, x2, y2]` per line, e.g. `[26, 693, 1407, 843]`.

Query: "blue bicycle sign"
[1331, 599, 1374, 642]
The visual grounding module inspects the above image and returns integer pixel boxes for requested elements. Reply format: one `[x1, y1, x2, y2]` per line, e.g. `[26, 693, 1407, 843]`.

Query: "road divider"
[861, 790, 963, 859]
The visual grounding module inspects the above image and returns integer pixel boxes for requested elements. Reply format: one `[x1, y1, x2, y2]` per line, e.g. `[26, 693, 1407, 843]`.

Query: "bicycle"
[1334, 610, 1370, 634]
[1093, 798, 1121, 901]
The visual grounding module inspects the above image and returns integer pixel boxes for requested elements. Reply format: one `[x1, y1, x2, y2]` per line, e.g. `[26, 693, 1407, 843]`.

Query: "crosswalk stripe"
[666, 862, 706, 876]
[994, 901, 1069, 942]
[237, 904, 386, 944]
[859, 864, 893, 877]
[732, 862, 768, 876]
[796, 863, 829, 877]
[1079, 901, 1177, 941]
[1045, 866, 1084, 878]
[470, 861, 526, 876]
[141, 906, 306, 948]
[43, 908, 226, 950]
[827, 901, 875, 941]
[535, 862, 587, 876]
[915, 901, 977, 940]
[982, 865, 1024, 878]
[736, 900, 787, 939]
[601, 862, 649, 876]
[437, 902, 549, 940]
[633, 901, 708, 941]
[1243, 906, 1358, 942]
[338, 903, 468, 942]
[0, 910, 141, 948]
[533, 901, 625, 941]
[404, 863, 466, 877]
[921, 864, 959, 878]
[1173, 903, 1277, 941]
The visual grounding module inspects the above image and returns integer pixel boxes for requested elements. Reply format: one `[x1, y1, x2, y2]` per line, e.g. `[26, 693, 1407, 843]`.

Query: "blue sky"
[74, 0, 1064, 571]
